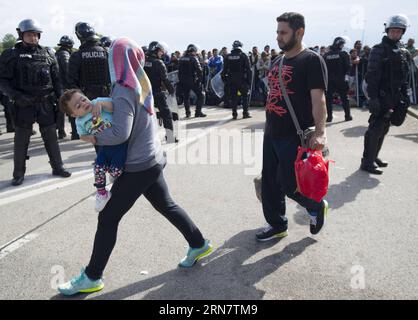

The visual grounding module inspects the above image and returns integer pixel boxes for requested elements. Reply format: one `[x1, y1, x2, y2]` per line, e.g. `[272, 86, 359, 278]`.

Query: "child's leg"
[94, 164, 107, 195]
[108, 166, 123, 180]
[107, 143, 128, 182]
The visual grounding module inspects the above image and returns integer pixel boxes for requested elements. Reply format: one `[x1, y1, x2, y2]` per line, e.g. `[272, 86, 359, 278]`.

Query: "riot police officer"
[324, 37, 353, 122]
[144, 41, 177, 143]
[68, 23, 110, 154]
[0, 19, 71, 186]
[178, 44, 206, 118]
[68, 22, 111, 101]
[55, 35, 74, 139]
[100, 36, 112, 51]
[221, 40, 252, 120]
[361, 15, 411, 175]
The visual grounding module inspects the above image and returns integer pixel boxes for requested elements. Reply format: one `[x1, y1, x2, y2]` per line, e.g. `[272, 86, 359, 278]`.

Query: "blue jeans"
[95, 142, 128, 189]
[262, 135, 324, 229]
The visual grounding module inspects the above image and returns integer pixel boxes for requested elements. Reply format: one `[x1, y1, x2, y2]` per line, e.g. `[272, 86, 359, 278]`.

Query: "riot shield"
[211, 71, 225, 99]
[362, 80, 369, 101]
[167, 93, 179, 140]
[167, 71, 179, 85]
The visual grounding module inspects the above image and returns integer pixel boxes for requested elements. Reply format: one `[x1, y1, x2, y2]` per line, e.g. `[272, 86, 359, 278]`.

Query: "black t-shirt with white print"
[265, 49, 327, 138]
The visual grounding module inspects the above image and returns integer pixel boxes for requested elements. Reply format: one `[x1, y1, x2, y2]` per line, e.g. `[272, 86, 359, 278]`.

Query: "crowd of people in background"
[1, 33, 418, 136]
[154, 37, 418, 112]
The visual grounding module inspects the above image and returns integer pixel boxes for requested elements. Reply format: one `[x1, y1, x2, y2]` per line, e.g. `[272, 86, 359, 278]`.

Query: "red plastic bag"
[295, 147, 330, 203]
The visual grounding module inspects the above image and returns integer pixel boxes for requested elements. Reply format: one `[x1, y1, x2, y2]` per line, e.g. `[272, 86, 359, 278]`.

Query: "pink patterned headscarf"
[109, 37, 154, 115]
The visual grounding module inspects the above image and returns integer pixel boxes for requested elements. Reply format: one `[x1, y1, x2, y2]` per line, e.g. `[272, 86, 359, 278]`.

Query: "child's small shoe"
[95, 190, 112, 212]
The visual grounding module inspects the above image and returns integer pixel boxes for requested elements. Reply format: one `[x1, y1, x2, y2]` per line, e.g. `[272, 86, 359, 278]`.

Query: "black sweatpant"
[261, 135, 324, 230]
[85, 163, 205, 280]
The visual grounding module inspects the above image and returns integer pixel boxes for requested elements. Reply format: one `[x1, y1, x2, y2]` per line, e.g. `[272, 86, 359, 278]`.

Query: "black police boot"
[11, 176, 25, 186]
[185, 107, 191, 118]
[41, 125, 72, 179]
[195, 112, 207, 118]
[232, 107, 238, 120]
[243, 112, 252, 119]
[343, 100, 353, 121]
[375, 158, 388, 168]
[12, 127, 32, 186]
[58, 130, 67, 139]
[326, 99, 333, 123]
[360, 159, 383, 175]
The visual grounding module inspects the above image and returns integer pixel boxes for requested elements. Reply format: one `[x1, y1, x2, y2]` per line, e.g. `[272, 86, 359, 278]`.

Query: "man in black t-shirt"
[257, 12, 329, 241]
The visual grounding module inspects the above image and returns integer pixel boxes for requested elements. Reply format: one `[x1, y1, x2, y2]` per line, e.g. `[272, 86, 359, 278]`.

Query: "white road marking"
[0, 233, 39, 260]
[0, 111, 254, 261]
[0, 113, 233, 207]
[0, 169, 92, 198]
[0, 173, 93, 207]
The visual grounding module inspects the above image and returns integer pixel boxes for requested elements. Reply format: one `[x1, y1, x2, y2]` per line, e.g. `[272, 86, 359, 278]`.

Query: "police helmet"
[187, 44, 198, 53]
[149, 41, 169, 55]
[332, 37, 346, 48]
[233, 40, 243, 50]
[17, 19, 43, 39]
[385, 14, 410, 34]
[75, 22, 98, 41]
[58, 35, 74, 47]
[100, 36, 112, 48]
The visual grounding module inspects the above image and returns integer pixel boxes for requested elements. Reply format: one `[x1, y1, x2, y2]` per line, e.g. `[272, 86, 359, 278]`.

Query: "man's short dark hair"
[276, 12, 305, 31]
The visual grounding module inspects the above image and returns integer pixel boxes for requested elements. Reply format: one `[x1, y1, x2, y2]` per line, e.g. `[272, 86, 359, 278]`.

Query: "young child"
[59, 89, 128, 212]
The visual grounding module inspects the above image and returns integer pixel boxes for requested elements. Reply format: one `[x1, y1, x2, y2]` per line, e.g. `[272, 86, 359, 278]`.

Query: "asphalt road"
[0, 105, 418, 300]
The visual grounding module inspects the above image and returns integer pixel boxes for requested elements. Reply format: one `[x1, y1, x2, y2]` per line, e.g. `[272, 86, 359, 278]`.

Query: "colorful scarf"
[109, 37, 154, 115]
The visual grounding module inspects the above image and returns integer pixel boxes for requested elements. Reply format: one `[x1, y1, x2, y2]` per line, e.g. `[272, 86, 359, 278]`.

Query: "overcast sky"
[0, 0, 417, 52]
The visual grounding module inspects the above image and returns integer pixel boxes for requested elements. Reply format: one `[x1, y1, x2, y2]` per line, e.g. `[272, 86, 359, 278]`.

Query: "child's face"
[68, 92, 93, 118]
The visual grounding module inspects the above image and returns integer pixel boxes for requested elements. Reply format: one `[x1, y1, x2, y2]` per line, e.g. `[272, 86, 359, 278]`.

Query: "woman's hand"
[80, 135, 97, 145]
[92, 102, 102, 118]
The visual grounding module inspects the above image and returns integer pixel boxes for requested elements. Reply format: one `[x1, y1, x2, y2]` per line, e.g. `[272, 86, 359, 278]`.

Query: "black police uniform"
[55, 46, 72, 138]
[68, 39, 111, 100]
[0, 42, 70, 183]
[221, 48, 252, 119]
[323, 46, 352, 121]
[178, 53, 205, 117]
[144, 53, 175, 131]
[362, 36, 410, 173]
[68, 38, 110, 152]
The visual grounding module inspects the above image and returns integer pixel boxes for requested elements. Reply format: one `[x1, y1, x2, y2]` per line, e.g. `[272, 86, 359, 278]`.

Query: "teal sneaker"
[58, 268, 104, 296]
[179, 240, 213, 268]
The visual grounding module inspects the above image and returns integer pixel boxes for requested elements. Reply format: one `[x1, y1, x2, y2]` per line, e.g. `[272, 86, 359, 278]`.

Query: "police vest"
[79, 46, 110, 96]
[324, 50, 347, 81]
[144, 57, 163, 91]
[179, 56, 194, 78]
[381, 45, 409, 91]
[55, 49, 71, 87]
[15, 47, 55, 95]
